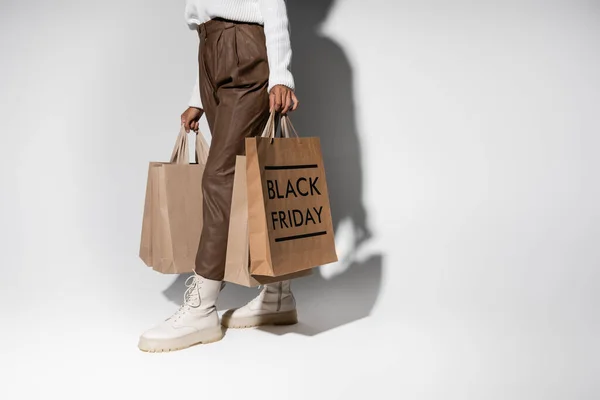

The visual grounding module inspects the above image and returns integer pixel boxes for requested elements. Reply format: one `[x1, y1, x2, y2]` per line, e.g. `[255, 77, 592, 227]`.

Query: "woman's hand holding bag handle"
[170, 125, 210, 165]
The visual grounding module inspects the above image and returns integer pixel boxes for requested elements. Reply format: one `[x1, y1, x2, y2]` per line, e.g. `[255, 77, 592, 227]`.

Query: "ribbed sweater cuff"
[268, 69, 295, 93]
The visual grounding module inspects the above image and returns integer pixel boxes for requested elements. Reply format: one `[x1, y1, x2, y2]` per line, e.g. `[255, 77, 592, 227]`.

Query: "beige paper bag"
[245, 113, 338, 277]
[139, 127, 209, 274]
[225, 156, 311, 286]
[139, 162, 158, 266]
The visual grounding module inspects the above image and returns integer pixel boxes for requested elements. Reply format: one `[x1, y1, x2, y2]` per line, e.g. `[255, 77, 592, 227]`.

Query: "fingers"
[270, 86, 299, 114]
[282, 90, 293, 114]
[181, 107, 204, 133]
[269, 91, 276, 113]
[275, 89, 284, 113]
[181, 114, 191, 133]
[291, 92, 299, 112]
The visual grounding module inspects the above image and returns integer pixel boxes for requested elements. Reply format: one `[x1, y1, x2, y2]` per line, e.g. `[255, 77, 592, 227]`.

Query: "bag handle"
[169, 126, 189, 164]
[260, 110, 278, 139]
[170, 125, 210, 165]
[280, 115, 300, 138]
[259, 111, 300, 140]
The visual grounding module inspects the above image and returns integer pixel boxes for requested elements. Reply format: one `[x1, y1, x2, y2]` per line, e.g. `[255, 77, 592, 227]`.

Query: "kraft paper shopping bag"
[246, 112, 338, 277]
[139, 162, 158, 266]
[224, 155, 311, 286]
[139, 126, 209, 274]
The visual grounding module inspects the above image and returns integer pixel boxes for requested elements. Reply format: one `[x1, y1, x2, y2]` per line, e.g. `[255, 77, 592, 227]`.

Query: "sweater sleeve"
[188, 73, 203, 109]
[258, 0, 295, 93]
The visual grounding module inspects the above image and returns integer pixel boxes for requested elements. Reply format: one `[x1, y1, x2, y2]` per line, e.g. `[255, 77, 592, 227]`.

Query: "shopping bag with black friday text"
[224, 155, 312, 286]
[139, 127, 209, 274]
[245, 112, 338, 277]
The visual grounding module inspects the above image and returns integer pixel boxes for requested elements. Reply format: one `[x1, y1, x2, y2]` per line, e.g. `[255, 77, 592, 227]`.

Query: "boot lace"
[168, 274, 203, 322]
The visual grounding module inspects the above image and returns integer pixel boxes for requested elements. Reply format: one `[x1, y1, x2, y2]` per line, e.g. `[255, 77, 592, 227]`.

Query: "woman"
[138, 0, 299, 352]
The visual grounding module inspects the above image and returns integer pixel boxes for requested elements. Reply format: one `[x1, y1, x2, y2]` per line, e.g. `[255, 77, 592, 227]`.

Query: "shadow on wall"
[163, 0, 383, 336]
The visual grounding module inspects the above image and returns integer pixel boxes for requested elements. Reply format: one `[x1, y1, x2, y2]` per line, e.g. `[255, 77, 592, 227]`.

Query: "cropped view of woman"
[138, 0, 299, 352]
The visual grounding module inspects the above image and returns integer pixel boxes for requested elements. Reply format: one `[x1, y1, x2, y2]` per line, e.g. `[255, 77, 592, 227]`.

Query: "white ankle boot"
[138, 273, 224, 352]
[221, 281, 297, 328]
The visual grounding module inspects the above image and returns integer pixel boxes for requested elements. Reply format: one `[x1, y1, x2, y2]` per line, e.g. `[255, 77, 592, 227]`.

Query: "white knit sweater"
[185, 0, 294, 109]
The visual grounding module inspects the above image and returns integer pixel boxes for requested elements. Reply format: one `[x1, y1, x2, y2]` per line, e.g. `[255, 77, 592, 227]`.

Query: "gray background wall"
[1, 0, 598, 399]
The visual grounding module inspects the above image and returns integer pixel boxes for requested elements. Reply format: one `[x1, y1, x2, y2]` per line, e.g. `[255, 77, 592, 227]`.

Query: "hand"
[181, 107, 204, 133]
[270, 85, 299, 114]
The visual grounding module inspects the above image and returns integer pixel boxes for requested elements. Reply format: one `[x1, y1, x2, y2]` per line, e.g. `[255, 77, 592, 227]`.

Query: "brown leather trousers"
[194, 18, 270, 280]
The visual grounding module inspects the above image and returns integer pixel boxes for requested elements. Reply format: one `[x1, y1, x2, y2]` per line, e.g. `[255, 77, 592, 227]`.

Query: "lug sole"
[138, 325, 224, 353]
[221, 310, 298, 329]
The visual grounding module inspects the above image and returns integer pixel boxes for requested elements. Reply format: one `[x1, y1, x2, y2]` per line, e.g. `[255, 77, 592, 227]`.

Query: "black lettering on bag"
[309, 177, 321, 195]
[292, 209, 303, 226]
[278, 211, 289, 228]
[305, 208, 316, 225]
[274, 180, 285, 199]
[286, 180, 298, 198]
[296, 177, 309, 196]
[271, 211, 279, 230]
[313, 206, 323, 223]
[267, 180, 276, 200]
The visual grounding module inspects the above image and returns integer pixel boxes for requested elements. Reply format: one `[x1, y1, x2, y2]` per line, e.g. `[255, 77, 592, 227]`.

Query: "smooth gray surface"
[0, 1, 598, 399]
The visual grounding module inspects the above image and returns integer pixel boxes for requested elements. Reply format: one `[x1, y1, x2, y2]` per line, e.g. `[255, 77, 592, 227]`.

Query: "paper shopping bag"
[139, 162, 158, 266]
[245, 113, 338, 277]
[224, 156, 312, 286]
[139, 127, 209, 274]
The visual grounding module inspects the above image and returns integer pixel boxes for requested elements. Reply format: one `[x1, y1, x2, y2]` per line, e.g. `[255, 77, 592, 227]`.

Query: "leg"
[195, 93, 269, 280]
[138, 21, 270, 352]
[195, 22, 270, 280]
